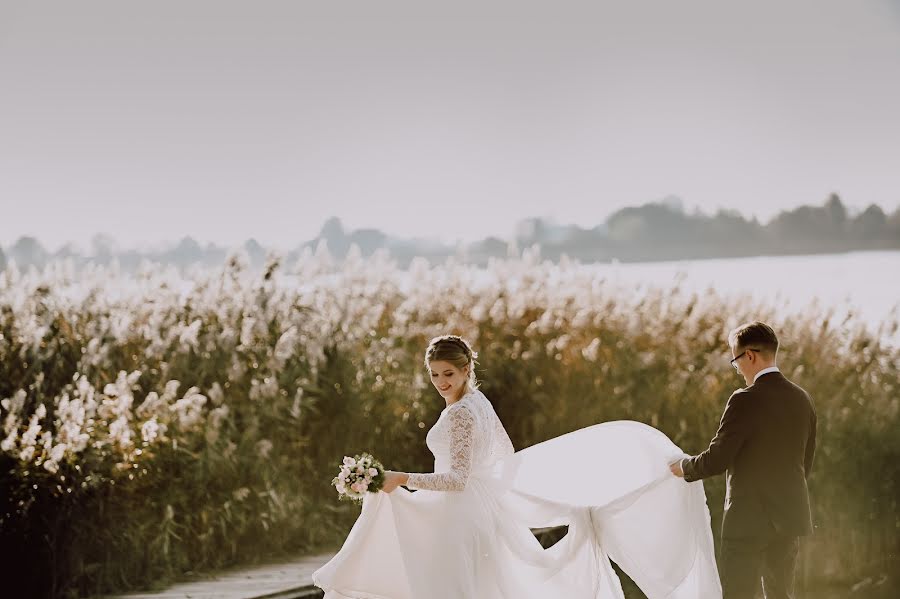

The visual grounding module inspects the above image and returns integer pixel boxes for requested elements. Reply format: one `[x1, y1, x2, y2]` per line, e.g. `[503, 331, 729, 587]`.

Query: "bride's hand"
[382, 471, 409, 493]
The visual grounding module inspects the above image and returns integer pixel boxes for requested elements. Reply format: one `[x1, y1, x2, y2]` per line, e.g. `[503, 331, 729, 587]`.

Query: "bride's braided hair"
[424, 334, 479, 392]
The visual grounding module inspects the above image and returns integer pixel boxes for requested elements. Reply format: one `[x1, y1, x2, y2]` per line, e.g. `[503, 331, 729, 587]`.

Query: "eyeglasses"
[730, 349, 759, 370]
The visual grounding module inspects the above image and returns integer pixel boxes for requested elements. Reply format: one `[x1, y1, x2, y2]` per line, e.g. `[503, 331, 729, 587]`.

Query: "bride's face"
[428, 360, 469, 401]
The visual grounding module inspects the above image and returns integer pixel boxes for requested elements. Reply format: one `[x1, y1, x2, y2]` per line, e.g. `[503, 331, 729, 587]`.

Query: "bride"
[312, 335, 722, 599]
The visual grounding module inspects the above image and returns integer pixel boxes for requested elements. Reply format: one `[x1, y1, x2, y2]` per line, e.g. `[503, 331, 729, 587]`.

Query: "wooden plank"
[103, 527, 566, 599]
[103, 553, 333, 599]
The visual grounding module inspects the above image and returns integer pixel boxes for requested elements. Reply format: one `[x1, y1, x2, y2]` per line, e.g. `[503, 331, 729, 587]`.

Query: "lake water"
[593, 250, 899, 340]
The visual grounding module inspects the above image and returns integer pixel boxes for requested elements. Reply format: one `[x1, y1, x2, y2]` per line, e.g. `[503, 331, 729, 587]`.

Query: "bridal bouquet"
[332, 453, 385, 502]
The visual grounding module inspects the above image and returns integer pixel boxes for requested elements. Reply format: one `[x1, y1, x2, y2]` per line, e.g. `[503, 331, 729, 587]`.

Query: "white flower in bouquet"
[331, 452, 385, 503]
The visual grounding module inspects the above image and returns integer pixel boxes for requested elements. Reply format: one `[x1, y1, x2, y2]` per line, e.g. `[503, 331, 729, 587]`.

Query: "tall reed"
[0, 250, 896, 597]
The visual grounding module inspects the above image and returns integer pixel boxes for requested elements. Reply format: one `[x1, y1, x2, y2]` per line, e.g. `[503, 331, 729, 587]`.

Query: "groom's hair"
[729, 321, 779, 357]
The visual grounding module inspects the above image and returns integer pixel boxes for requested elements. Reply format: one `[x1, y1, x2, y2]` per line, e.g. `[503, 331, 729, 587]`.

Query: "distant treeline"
[512, 193, 900, 263]
[2, 194, 898, 270]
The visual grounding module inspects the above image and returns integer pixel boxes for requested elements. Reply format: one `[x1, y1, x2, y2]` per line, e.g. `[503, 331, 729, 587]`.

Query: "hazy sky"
[1, 0, 899, 250]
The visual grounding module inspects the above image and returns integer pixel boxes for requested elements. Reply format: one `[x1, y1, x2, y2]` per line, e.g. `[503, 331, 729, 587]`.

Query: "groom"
[669, 321, 817, 599]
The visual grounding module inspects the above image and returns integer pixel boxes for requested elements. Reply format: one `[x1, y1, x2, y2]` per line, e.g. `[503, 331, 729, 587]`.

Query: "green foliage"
[0, 254, 897, 596]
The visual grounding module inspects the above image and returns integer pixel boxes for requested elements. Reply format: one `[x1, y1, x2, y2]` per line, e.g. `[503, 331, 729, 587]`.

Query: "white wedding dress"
[312, 389, 721, 599]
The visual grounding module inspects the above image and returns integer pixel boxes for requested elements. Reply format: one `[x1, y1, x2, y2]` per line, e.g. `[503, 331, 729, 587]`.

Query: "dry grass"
[0, 252, 897, 597]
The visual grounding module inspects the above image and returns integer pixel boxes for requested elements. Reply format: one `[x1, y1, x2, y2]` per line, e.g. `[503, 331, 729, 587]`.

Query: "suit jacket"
[682, 371, 817, 539]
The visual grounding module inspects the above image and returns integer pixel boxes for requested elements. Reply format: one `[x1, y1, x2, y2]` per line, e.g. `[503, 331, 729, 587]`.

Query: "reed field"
[1, 248, 897, 598]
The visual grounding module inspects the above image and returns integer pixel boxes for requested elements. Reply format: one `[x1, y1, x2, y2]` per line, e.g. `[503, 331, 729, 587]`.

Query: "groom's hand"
[668, 459, 685, 478]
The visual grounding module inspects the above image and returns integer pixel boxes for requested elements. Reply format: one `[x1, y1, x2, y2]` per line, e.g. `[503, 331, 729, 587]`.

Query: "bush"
[0, 250, 897, 597]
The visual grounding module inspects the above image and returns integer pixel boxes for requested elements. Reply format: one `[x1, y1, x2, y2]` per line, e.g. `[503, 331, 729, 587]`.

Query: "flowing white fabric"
[312, 390, 721, 599]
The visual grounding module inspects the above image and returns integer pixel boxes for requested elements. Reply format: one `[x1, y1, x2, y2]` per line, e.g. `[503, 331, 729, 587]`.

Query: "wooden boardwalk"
[104, 553, 332, 599]
[100, 527, 567, 599]
[99, 527, 566, 599]
[100, 539, 862, 599]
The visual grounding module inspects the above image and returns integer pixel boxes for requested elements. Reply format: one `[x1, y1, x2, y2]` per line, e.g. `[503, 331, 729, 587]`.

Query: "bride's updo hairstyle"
[424, 335, 479, 393]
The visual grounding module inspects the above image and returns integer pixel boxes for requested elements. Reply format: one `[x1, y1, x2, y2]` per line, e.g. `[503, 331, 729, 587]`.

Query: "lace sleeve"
[406, 404, 475, 492]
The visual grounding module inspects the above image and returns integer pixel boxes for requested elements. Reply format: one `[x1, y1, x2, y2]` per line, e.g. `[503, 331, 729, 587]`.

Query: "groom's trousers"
[719, 530, 800, 599]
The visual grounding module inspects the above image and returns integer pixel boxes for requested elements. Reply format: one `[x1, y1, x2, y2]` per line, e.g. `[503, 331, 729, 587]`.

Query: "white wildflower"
[141, 418, 161, 443]
[582, 338, 601, 362]
[109, 416, 133, 448]
[205, 405, 229, 444]
[49, 443, 67, 462]
[249, 377, 278, 402]
[19, 446, 35, 462]
[256, 439, 273, 459]
[1, 430, 17, 453]
[178, 318, 202, 350]
[272, 326, 298, 366]
[136, 392, 163, 419]
[162, 380, 181, 401]
[208, 382, 224, 406]
[2, 391, 28, 436]
[239, 315, 257, 347]
[171, 387, 206, 429]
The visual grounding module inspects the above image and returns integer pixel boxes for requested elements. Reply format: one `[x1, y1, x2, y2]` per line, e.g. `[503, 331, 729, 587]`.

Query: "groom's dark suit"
[682, 370, 816, 599]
